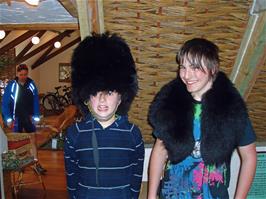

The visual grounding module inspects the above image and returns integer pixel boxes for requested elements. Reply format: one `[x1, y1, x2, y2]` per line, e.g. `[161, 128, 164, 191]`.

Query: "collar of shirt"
[84, 113, 128, 129]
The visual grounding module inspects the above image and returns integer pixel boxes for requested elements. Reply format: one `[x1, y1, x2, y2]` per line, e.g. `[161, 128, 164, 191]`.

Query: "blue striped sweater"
[64, 114, 144, 199]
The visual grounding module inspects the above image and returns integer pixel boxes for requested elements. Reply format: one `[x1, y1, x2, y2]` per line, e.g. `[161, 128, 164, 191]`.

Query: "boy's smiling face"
[179, 57, 213, 101]
[88, 91, 121, 128]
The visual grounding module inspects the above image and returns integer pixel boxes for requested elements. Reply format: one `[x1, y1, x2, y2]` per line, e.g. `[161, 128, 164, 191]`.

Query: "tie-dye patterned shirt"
[157, 102, 255, 199]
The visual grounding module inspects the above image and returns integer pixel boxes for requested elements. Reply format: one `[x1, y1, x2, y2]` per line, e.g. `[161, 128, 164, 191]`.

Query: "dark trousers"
[13, 116, 36, 133]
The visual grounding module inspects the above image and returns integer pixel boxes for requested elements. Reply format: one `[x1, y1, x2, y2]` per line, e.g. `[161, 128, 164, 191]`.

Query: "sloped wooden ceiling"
[0, 0, 80, 69]
[0, 30, 81, 69]
[0, 0, 107, 69]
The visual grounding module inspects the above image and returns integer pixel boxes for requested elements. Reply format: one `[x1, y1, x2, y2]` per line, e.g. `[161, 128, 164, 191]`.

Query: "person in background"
[64, 32, 144, 199]
[2, 63, 46, 174]
[148, 38, 257, 199]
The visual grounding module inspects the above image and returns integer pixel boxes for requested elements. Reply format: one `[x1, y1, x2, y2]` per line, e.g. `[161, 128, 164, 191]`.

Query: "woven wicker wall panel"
[247, 62, 266, 141]
[104, 0, 252, 143]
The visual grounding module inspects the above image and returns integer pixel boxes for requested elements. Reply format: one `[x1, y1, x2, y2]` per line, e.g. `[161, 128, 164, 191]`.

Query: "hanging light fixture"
[31, 36, 40, 44]
[0, 30, 6, 39]
[25, 0, 39, 6]
[54, 41, 61, 48]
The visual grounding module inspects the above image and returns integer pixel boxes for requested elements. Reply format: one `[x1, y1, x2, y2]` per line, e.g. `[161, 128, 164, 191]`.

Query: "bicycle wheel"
[65, 91, 72, 104]
[58, 96, 69, 108]
[42, 94, 60, 111]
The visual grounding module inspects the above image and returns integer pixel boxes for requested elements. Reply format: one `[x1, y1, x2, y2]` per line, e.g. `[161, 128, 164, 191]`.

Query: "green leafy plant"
[0, 54, 14, 70]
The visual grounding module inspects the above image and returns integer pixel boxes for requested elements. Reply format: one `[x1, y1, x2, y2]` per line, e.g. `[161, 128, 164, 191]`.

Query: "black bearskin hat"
[71, 32, 138, 115]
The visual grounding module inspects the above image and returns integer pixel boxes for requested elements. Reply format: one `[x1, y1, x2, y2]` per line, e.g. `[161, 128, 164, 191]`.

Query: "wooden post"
[76, 0, 92, 40]
[230, 2, 266, 100]
[93, 0, 105, 34]
[76, 0, 105, 40]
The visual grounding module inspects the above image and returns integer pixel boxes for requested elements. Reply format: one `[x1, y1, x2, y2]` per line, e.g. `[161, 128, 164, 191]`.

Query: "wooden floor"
[9, 149, 148, 199]
[13, 150, 68, 199]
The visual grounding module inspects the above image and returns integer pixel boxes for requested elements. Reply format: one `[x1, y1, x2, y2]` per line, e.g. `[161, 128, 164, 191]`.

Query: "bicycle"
[42, 86, 71, 114]
[62, 85, 72, 105]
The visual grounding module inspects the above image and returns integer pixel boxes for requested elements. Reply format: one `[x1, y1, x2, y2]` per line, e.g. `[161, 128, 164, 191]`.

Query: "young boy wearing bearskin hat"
[64, 32, 144, 199]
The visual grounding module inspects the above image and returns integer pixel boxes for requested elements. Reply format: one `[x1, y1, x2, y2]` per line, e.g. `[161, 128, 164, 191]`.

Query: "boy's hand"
[6, 121, 13, 128]
[32, 117, 40, 125]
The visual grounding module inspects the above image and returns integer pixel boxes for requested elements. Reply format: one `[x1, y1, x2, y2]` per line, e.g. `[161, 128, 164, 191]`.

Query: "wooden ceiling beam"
[76, 0, 91, 39]
[0, 30, 38, 55]
[230, 10, 266, 100]
[32, 37, 81, 69]
[0, 23, 78, 31]
[0, 30, 10, 43]
[31, 35, 66, 69]
[31, 45, 55, 69]
[45, 37, 80, 61]
[14, 30, 74, 65]
[58, 0, 78, 18]
[16, 30, 46, 61]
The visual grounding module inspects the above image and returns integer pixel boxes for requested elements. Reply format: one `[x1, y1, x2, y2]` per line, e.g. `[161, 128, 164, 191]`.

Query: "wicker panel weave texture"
[247, 61, 266, 141]
[104, 0, 252, 143]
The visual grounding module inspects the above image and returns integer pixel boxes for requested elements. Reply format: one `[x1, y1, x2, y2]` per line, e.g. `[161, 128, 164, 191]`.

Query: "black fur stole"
[149, 72, 249, 165]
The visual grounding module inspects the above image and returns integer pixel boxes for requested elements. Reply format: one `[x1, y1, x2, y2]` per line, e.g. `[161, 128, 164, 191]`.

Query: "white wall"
[5, 30, 80, 94]
[27, 31, 79, 94]
[32, 47, 73, 94]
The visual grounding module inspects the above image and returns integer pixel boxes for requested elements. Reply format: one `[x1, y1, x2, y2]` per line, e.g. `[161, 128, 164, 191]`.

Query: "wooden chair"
[34, 105, 78, 147]
[5, 133, 46, 198]
[40, 105, 77, 133]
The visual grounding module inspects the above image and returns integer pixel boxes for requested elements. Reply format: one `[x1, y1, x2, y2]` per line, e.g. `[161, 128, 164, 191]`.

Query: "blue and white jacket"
[1, 78, 40, 124]
[64, 114, 145, 199]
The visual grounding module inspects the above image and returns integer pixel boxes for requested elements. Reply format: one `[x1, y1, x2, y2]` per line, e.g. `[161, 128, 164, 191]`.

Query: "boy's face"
[17, 69, 28, 83]
[88, 91, 121, 127]
[179, 58, 213, 101]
